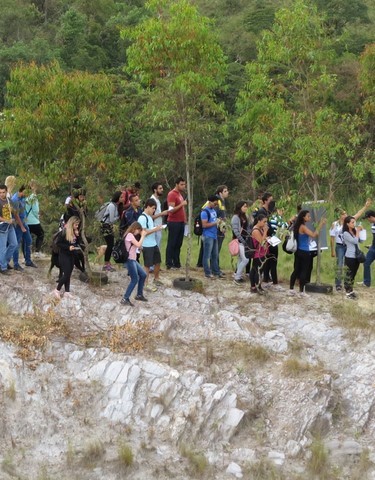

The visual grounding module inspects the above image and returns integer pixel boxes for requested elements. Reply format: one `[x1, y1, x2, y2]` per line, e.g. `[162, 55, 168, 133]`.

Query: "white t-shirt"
[151, 194, 162, 226]
[330, 221, 344, 245]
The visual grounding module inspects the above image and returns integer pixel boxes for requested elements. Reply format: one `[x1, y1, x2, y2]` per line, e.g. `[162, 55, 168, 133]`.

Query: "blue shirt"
[201, 207, 217, 239]
[11, 193, 26, 221]
[298, 232, 310, 251]
[138, 212, 157, 247]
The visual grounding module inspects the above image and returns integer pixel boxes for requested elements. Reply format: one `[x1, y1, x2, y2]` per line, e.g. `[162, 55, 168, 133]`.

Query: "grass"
[180, 444, 208, 476]
[282, 357, 312, 376]
[228, 340, 271, 364]
[81, 439, 105, 468]
[244, 458, 285, 480]
[5, 381, 16, 401]
[331, 302, 375, 332]
[307, 438, 330, 478]
[117, 442, 134, 468]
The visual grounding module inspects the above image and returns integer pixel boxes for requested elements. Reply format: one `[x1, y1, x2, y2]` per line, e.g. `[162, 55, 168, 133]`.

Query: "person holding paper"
[263, 208, 288, 290]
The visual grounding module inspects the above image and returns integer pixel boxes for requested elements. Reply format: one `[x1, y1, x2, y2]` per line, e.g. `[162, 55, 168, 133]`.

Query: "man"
[12, 185, 37, 270]
[150, 182, 169, 249]
[120, 194, 142, 236]
[363, 210, 375, 288]
[255, 192, 275, 218]
[0, 185, 18, 274]
[165, 177, 187, 270]
[26, 180, 45, 258]
[201, 195, 224, 279]
[138, 198, 164, 289]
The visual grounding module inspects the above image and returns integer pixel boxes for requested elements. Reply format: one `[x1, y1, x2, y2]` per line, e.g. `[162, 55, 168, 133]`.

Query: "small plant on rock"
[118, 441, 134, 468]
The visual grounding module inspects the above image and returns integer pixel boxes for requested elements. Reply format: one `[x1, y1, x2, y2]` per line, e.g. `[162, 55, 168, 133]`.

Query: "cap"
[363, 210, 375, 219]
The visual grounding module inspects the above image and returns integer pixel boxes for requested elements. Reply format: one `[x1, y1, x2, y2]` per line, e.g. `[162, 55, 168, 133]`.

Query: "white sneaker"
[272, 285, 284, 291]
[262, 283, 272, 289]
[53, 289, 61, 299]
[299, 291, 310, 298]
[63, 292, 74, 298]
[287, 289, 297, 296]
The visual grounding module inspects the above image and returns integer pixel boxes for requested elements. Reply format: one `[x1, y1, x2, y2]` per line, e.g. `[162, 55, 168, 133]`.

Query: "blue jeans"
[202, 235, 220, 277]
[364, 245, 375, 287]
[335, 243, 346, 287]
[124, 259, 147, 299]
[0, 224, 18, 271]
[13, 222, 32, 266]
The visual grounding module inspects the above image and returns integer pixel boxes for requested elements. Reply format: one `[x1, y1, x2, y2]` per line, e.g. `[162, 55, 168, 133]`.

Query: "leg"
[173, 222, 185, 268]
[12, 225, 23, 267]
[210, 238, 220, 276]
[135, 262, 147, 296]
[124, 260, 139, 300]
[23, 225, 33, 265]
[202, 236, 214, 276]
[335, 243, 346, 288]
[250, 257, 261, 288]
[298, 251, 312, 292]
[196, 240, 204, 267]
[289, 252, 300, 290]
[57, 253, 74, 292]
[217, 233, 225, 270]
[104, 233, 115, 263]
[166, 222, 178, 268]
[344, 258, 358, 293]
[363, 246, 375, 287]
[234, 243, 249, 280]
[29, 223, 45, 252]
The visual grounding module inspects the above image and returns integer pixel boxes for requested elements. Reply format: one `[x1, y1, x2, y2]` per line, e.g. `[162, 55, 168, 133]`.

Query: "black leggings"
[28, 223, 45, 252]
[104, 233, 115, 262]
[250, 257, 266, 288]
[57, 252, 74, 292]
[263, 245, 278, 284]
[344, 257, 359, 293]
[290, 250, 313, 292]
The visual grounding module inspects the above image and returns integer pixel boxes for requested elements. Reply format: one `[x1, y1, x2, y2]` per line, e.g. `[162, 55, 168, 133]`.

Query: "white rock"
[226, 462, 243, 478]
[268, 450, 285, 465]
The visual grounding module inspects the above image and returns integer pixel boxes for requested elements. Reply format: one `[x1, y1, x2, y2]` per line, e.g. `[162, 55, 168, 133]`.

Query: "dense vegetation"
[0, 0, 374, 215]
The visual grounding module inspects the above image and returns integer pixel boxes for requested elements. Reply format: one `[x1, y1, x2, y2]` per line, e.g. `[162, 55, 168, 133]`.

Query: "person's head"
[343, 215, 356, 233]
[254, 213, 267, 228]
[111, 191, 122, 203]
[174, 177, 186, 192]
[364, 210, 375, 223]
[216, 185, 229, 199]
[72, 186, 86, 200]
[293, 209, 310, 235]
[18, 185, 27, 197]
[144, 197, 157, 214]
[125, 221, 143, 237]
[334, 206, 347, 222]
[261, 192, 273, 205]
[234, 201, 248, 216]
[5, 176, 16, 193]
[152, 182, 163, 197]
[0, 184, 7, 199]
[207, 194, 218, 209]
[29, 180, 38, 193]
[129, 194, 140, 208]
[65, 216, 80, 242]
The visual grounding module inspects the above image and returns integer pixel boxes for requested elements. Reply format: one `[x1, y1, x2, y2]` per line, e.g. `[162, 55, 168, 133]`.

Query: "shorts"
[142, 245, 161, 267]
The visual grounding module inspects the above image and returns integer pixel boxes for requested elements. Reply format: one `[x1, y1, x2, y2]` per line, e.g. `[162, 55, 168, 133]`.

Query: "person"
[5, 176, 17, 199]
[201, 195, 223, 279]
[362, 209, 375, 288]
[253, 192, 275, 218]
[121, 221, 147, 307]
[53, 216, 82, 299]
[26, 180, 45, 258]
[101, 191, 121, 272]
[289, 210, 326, 297]
[250, 214, 269, 294]
[150, 182, 169, 250]
[330, 199, 371, 291]
[64, 186, 88, 223]
[342, 216, 364, 299]
[165, 177, 187, 270]
[231, 201, 251, 286]
[119, 194, 142, 237]
[0, 184, 18, 275]
[138, 198, 165, 289]
[263, 207, 288, 290]
[12, 185, 37, 270]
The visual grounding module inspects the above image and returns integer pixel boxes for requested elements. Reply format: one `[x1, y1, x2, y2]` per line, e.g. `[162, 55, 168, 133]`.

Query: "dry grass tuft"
[229, 340, 271, 364]
[282, 357, 312, 376]
[81, 439, 105, 468]
[107, 320, 162, 354]
[331, 302, 375, 332]
[180, 444, 208, 476]
[244, 457, 285, 479]
[118, 442, 134, 468]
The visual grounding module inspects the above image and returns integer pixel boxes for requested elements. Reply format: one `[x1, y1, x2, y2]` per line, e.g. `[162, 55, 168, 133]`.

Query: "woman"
[289, 210, 326, 297]
[250, 214, 269, 294]
[121, 221, 147, 307]
[101, 191, 121, 272]
[330, 199, 371, 291]
[26, 180, 45, 257]
[231, 201, 251, 286]
[53, 216, 81, 299]
[342, 216, 363, 299]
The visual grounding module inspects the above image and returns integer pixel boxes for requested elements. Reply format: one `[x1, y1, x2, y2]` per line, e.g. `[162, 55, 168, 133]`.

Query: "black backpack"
[244, 234, 256, 259]
[193, 208, 211, 236]
[112, 238, 129, 264]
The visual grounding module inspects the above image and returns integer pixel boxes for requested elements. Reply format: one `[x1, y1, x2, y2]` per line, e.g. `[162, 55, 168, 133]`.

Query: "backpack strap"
[139, 213, 149, 229]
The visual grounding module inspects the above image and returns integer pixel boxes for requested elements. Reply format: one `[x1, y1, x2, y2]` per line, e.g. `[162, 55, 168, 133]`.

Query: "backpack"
[112, 238, 129, 264]
[94, 202, 111, 223]
[244, 234, 256, 259]
[193, 208, 211, 236]
[51, 230, 62, 254]
[282, 230, 297, 254]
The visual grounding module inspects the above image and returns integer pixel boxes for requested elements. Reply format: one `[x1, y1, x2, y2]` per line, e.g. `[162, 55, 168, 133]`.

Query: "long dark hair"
[253, 213, 267, 229]
[234, 201, 248, 226]
[293, 210, 309, 237]
[343, 216, 356, 235]
[111, 191, 122, 203]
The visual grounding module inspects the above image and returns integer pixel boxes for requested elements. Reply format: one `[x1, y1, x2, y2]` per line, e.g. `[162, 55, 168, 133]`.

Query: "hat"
[364, 210, 375, 219]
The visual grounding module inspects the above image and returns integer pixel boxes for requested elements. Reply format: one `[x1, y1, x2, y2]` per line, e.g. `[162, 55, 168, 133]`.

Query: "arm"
[353, 198, 372, 220]
[201, 210, 217, 229]
[300, 218, 326, 238]
[329, 223, 336, 257]
[127, 231, 147, 248]
[167, 192, 187, 213]
[231, 215, 247, 244]
[107, 203, 119, 224]
[252, 227, 268, 244]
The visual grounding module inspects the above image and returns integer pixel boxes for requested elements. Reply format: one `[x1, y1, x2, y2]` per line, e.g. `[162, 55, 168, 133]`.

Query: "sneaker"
[145, 285, 158, 292]
[287, 289, 297, 296]
[346, 291, 357, 300]
[135, 295, 148, 302]
[205, 274, 215, 279]
[64, 292, 74, 299]
[335, 285, 342, 291]
[219, 271, 226, 277]
[0, 269, 11, 275]
[7, 264, 13, 270]
[25, 261, 38, 268]
[14, 264, 24, 272]
[272, 284, 284, 291]
[233, 278, 245, 286]
[299, 291, 310, 298]
[356, 282, 370, 288]
[262, 283, 273, 289]
[53, 289, 61, 299]
[120, 298, 134, 307]
[153, 279, 164, 287]
[215, 274, 225, 279]
[103, 264, 116, 272]
[257, 286, 265, 295]
[250, 287, 258, 294]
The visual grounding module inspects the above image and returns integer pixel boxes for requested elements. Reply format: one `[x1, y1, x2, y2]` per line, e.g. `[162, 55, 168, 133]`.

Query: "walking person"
[343, 216, 364, 299]
[289, 210, 326, 297]
[101, 191, 121, 272]
[121, 222, 147, 307]
[362, 210, 375, 288]
[53, 216, 82, 299]
[231, 201, 251, 286]
[26, 180, 45, 258]
[250, 214, 269, 294]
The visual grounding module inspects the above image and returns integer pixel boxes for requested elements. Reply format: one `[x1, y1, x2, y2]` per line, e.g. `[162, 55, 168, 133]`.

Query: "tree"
[124, 0, 227, 280]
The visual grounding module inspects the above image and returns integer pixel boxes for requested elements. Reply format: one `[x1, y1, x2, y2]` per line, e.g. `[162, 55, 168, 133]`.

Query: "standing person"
[250, 214, 269, 294]
[53, 216, 81, 299]
[254, 192, 275, 218]
[5, 176, 17, 199]
[12, 185, 37, 270]
[122, 222, 147, 307]
[64, 186, 88, 222]
[138, 198, 165, 289]
[0, 184, 18, 275]
[330, 199, 371, 291]
[201, 195, 223, 279]
[26, 180, 45, 258]
[362, 210, 375, 288]
[165, 177, 187, 270]
[343, 216, 364, 299]
[263, 207, 288, 290]
[101, 191, 121, 272]
[231, 201, 251, 286]
[289, 210, 326, 297]
[150, 182, 169, 250]
[119, 194, 142, 236]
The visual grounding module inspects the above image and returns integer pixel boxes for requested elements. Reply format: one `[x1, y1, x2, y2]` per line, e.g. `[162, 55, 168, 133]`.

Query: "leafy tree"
[124, 0, 227, 278]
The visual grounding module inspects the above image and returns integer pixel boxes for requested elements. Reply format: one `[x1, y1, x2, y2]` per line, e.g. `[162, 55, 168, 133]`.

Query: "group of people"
[1, 174, 374, 304]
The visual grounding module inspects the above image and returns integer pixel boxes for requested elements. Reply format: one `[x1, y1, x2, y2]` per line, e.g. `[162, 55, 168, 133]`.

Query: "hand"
[161, 210, 169, 216]
[157, 225, 164, 231]
[331, 252, 336, 258]
[182, 200, 188, 206]
[21, 226, 26, 233]
[141, 230, 147, 237]
[365, 198, 372, 208]
[69, 246, 75, 251]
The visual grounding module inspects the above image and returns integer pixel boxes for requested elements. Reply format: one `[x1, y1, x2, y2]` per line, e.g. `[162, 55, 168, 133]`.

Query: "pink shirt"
[252, 228, 269, 258]
[125, 233, 137, 260]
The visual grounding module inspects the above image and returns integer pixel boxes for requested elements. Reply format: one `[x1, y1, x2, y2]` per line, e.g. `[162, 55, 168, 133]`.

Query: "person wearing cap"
[363, 209, 375, 288]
